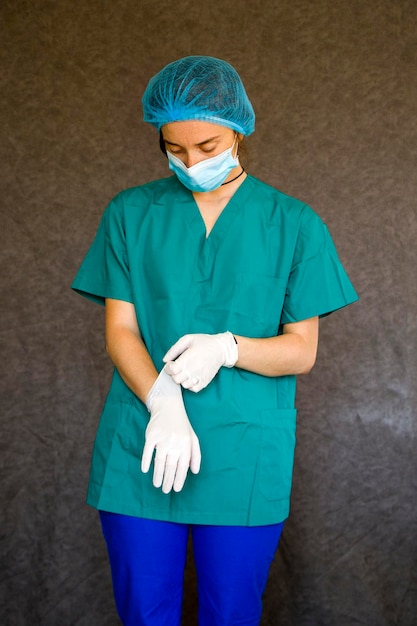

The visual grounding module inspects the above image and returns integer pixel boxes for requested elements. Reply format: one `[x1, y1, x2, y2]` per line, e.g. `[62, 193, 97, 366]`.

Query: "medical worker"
[72, 56, 359, 625]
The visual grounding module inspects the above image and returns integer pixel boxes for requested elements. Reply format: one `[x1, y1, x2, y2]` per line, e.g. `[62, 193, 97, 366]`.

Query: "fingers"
[163, 335, 192, 362]
[164, 361, 203, 392]
[172, 459, 189, 492]
[153, 448, 168, 489]
[142, 446, 201, 494]
[164, 361, 202, 391]
[155, 450, 189, 494]
[161, 456, 178, 493]
[155, 453, 189, 494]
[190, 434, 202, 474]
[141, 440, 155, 474]
[164, 360, 188, 383]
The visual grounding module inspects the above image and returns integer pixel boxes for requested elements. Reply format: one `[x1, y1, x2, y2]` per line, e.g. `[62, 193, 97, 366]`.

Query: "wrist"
[146, 366, 182, 411]
[219, 331, 238, 368]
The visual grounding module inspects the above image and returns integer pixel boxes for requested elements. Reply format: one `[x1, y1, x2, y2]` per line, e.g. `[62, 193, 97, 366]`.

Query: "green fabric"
[72, 175, 358, 526]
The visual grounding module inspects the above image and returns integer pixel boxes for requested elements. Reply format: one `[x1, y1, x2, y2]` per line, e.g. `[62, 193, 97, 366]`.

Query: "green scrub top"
[72, 175, 358, 526]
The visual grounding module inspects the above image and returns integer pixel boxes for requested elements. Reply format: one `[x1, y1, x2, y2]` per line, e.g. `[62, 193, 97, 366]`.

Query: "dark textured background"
[1, 1, 416, 624]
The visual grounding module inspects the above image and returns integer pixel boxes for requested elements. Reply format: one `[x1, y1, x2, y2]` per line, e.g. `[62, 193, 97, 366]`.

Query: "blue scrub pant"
[99, 511, 284, 626]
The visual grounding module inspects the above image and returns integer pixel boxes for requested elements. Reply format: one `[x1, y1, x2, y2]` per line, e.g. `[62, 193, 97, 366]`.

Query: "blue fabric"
[142, 56, 255, 135]
[99, 511, 284, 626]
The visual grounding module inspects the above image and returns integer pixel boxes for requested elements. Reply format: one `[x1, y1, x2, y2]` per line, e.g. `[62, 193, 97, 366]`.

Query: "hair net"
[142, 56, 255, 136]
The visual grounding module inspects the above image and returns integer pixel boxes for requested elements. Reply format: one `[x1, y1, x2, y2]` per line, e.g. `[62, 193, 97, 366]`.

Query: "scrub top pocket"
[89, 401, 145, 489]
[259, 408, 297, 502]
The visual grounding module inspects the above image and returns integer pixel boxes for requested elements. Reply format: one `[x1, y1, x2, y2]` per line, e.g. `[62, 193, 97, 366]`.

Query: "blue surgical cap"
[142, 56, 255, 136]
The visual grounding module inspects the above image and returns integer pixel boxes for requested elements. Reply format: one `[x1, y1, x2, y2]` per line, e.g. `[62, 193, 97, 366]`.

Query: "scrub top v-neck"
[72, 174, 358, 526]
[187, 176, 246, 243]
[179, 175, 253, 280]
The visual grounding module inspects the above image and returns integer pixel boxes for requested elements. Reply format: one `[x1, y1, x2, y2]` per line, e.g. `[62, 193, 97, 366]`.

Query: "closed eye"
[169, 147, 186, 155]
[164, 136, 221, 155]
[200, 147, 216, 155]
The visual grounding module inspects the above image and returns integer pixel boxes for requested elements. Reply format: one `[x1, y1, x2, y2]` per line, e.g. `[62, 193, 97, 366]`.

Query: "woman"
[72, 56, 358, 626]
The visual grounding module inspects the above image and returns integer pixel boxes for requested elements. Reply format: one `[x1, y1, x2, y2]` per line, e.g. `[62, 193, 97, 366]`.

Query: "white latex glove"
[141, 366, 201, 494]
[163, 331, 238, 393]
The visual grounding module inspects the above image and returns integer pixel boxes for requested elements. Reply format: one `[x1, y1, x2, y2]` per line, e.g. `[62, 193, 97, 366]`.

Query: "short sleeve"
[71, 194, 133, 306]
[281, 206, 359, 324]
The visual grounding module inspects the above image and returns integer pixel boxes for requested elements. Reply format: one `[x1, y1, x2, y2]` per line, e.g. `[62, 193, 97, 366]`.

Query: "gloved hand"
[163, 331, 238, 393]
[141, 366, 201, 494]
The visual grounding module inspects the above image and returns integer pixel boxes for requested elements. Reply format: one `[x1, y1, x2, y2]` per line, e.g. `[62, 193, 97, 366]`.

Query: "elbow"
[298, 351, 317, 375]
[105, 336, 110, 353]
[299, 362, 314, 375]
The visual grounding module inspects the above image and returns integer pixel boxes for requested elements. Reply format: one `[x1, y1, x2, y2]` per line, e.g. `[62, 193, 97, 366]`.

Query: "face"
[161, 121, 240, 168]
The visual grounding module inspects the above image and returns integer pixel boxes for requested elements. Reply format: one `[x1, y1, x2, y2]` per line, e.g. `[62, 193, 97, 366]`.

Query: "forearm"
[104, 298, 159, 405]
[106, 327, 158, 402]
[234, 318, 319, 377]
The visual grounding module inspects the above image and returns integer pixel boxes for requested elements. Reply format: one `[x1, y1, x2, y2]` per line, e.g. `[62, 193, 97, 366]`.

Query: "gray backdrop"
[1, 0, 416, 624]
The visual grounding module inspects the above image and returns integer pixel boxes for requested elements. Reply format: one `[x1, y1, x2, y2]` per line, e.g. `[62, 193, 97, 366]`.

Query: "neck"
[221, 166, 245, 186]
[192, 164, 247, 202]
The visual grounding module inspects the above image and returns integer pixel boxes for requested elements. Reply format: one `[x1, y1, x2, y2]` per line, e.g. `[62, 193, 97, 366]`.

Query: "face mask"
[167, 136, 239, 192]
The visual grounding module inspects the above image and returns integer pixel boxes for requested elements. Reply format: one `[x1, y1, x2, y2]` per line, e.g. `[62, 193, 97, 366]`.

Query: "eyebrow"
[164, 135, 221, 147]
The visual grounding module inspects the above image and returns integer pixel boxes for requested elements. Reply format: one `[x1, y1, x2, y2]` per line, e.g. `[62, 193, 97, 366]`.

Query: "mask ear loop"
[221, 135, 245, 186]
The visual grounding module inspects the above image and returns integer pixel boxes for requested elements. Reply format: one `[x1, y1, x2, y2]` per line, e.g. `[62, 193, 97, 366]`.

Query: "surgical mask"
[167, 137, 239, 192]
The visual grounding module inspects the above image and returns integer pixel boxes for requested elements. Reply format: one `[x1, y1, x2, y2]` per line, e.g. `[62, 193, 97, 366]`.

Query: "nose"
[183, 151, 202, 168]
